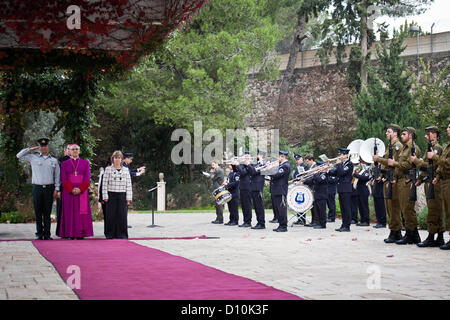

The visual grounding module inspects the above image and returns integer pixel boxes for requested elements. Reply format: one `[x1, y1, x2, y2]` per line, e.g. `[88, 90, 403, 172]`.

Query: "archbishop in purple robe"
[58, 145, 94, 239]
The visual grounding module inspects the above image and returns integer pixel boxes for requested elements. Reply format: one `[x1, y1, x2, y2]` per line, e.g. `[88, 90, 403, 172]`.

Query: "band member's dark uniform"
[328, 148, 353, 232]
[326, 174, 337, 222]
[270, 151, 290, 232]
[303, 170, 328, 229]
[371, 172, 387, 228]
[246, 151, 266, 229]
[292, 153, 308, 225]
[353, 162, 371, 226]
[235, 152, 253, 227]
[224, 164, 240, 226]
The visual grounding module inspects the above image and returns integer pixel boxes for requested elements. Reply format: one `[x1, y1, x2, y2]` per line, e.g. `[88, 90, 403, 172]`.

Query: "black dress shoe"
[335, 227, 350, 232]
[440, 240, 450, 250]
[313, 225, 326, 229]
[35, 235, 43, 240]
[293, 219, 305, 225]
[239, 223, 251, 227]
[43, 236, 53, 240]
[373, 223, 386, 228]
[269, 219, 279, 223]
[327, 218, 335, 223]
[76, 237, 84, 240]
[356, 222, 370, 227]
[224, 221, 238, 226]
[128, 225, 132, 228]
[351, 220, 357, 224]
[251, 224, 265, 230]
[273, 227, 287, 232]
[211, 220, 223, 224]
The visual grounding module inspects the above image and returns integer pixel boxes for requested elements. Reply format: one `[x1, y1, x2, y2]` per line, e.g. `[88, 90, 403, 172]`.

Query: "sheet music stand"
[147, 185, 162, 228]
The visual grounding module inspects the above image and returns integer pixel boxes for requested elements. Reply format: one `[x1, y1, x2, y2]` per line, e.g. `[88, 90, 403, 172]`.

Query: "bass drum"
[287, 184, 314, 213]
[212, 186, 232, 205]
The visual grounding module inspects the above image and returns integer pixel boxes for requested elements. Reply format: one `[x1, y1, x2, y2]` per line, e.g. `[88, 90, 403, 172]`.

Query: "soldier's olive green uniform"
[394, 140, 421, 232]
[435, 143, 450, 233]
[376, 137, 403, 231]
[414, 141, 444, 234]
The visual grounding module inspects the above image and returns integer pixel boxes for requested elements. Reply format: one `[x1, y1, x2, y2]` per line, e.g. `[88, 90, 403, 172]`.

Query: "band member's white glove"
[202, 171, 211, 177]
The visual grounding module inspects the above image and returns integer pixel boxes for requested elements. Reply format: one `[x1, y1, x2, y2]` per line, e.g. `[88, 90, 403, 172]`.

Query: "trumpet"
[222, 156, 254, 164]
[289, 162, 335, 184]
[255, 160, 278, 172]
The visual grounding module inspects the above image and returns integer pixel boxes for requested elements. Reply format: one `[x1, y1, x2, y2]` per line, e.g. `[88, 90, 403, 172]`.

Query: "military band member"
[389, 127, 421, 245]
[412, 126, 445, 247]
[210, 160, 225, 224]
[434, 123, 450, 250]
[353, 159, 371, 226]
[328, 148, 353, 232]
[16, 138, 61, 240]
[371, 169, 387, 228]
[234, 151, 253, 227]
[292, 153, 308, 225]
[350, 167, 359, 225]
[304, 154, 320, 227]
[270, 151, 290, 232]
[301, 166, 328, 229]
[326, 173, 337, 222]
[223, 164, 240, 226]
[246, 149, 266, 229]
[373, 124, 403, 243]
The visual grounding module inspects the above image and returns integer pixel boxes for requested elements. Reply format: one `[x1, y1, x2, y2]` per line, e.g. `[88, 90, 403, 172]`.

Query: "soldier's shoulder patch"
[395, 145, 400, 151]
[235, 176, 239, 181]
[279, 168, 284, 173]
[434, 149, 438, 154]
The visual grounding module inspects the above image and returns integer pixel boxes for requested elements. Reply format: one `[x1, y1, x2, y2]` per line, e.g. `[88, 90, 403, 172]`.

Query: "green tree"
[413, 59, 450, 133]
[353, 29, 425, 147]
[97, 0, 281, 133]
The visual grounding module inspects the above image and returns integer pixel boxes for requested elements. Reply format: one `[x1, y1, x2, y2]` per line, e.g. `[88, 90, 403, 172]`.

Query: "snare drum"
[287, 184, 314, 213]
[212, 186, 232, 205]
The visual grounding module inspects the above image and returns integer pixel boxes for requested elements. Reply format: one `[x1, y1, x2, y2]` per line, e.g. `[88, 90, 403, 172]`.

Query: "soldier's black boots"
[436, 232, 445, 247]
[396, 228, 421, 245]
[417, 233, 436, 247]
[384, 230, 402, 243]
[440, 240, 450, 250]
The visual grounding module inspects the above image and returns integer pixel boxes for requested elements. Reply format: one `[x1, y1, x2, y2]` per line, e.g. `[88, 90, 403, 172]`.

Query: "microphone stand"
[147, 185, 162, 228]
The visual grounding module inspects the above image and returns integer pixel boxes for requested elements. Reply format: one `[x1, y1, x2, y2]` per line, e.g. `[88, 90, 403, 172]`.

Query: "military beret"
[37, 138, 49, 146]
[425, 126, 439, 133]
[387, 124, 401, 131]
[123, 152, 134, 159]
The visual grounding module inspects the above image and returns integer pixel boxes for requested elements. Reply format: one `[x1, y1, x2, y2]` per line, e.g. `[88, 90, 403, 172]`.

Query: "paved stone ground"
[1, 212, 449, 300]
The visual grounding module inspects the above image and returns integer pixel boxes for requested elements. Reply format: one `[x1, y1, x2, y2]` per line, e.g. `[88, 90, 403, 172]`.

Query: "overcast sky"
[375, 0, 450, 36]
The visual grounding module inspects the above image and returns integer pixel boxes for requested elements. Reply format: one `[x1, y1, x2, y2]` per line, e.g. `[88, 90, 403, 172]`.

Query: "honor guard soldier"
[292, 153, 308, 225]
[435, 123, 450, 250]
[328, 147, 353, 232]
[17, 138, 61, 240]
[234, 152, 253, 227]
[412, 126, 445, 247]
[373, 124, 403, 243]
[301, 166, 328, 229]
[353, 159, 371, 226]
[270, 151, 290, 232]
[390, 127, 421, 245]
[224, 164, 240, 226]
[246, 149, 266, 229]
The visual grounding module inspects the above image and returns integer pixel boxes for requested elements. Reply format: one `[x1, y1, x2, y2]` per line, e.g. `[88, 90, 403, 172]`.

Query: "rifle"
[405, 142, 417, 201]
[421, 137, 435, 199]
[385, 137, 394, 200]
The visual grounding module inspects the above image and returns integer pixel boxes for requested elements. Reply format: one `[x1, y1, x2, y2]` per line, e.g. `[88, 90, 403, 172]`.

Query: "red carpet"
[32, 239, 302, 300]
[1, 235, 219, 242]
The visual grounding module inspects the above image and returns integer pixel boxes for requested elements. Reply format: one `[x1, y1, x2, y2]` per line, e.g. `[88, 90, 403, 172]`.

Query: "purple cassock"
[58, 157, 94, 238]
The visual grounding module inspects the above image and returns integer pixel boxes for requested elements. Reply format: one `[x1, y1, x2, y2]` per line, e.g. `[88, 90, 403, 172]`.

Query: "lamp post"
[410, 25, 420, 72]
[431, 22, 435, 55]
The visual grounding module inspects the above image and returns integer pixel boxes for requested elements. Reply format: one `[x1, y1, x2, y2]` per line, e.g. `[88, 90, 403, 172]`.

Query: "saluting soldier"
[412, 126, 445, 247]
[389, 127, 421, 245]
[270, 151, 290, 232]
[328, 148, 353, 232]
[246, 149, 266, 230]
[434, 123, 450, 250]
[373, 124, 403, 243]
[223, 164, 240, 226]
[234, 151, 253, 227]
[16, 138, 61, 240]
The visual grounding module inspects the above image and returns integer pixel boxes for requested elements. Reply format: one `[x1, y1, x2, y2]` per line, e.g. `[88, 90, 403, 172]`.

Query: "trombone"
[222, 156, 254, 164]
[289, 163, 334, 184]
